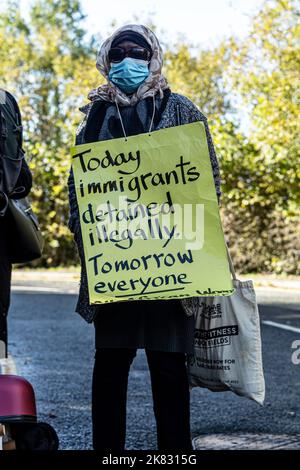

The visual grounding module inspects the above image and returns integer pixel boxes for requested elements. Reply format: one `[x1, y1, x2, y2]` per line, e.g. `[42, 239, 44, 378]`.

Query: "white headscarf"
[88, 24, 170, 106]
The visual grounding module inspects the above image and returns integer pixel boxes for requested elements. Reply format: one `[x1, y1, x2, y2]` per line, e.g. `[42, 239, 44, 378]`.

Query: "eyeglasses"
[108, 47, 151, 63]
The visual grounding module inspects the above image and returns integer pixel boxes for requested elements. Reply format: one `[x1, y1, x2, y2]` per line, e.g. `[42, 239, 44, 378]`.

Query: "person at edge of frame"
[0, 90, 32, 359]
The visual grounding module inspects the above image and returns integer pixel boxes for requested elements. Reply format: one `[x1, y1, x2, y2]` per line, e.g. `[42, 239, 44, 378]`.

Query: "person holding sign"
[67, 24, 221, 451]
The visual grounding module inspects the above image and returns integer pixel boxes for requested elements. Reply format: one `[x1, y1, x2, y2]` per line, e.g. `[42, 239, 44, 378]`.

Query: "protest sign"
[71, 122, 234, 304]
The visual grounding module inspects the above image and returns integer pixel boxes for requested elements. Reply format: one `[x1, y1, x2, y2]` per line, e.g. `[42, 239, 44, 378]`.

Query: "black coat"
[0, 158, 32, 315]
[67, 90, 223, 353]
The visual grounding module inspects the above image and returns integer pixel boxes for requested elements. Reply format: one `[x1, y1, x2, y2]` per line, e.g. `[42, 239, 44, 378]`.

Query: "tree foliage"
[228, 0, 300, 212]
[164, 0, 299, 273]
[222, 0, 300, 273]
[0, 0, 298, 273]
[0, 0, 100, 265]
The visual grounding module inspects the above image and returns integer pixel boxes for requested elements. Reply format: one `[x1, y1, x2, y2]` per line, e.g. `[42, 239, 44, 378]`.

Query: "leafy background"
[0, 0, 299, 273]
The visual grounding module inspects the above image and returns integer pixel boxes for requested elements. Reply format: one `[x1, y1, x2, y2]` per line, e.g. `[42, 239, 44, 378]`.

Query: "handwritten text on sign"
[71, 122, 234, 304]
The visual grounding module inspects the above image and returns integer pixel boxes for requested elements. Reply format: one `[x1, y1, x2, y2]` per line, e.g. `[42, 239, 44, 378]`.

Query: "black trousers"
[92, 347, 193, 451]
[0, 230, 11, 358]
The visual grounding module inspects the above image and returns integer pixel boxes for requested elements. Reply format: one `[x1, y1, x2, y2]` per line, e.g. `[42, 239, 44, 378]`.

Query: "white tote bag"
[183, 242, 265, 405]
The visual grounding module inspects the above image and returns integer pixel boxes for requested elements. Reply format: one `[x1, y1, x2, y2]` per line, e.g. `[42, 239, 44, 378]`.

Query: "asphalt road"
[5, 283, 300, 450]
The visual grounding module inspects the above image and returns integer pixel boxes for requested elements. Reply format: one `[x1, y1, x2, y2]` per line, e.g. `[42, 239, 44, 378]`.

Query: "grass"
[14, 265, 80, 272]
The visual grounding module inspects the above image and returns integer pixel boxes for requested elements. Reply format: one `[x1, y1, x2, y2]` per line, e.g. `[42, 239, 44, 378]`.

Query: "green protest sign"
[71, 122, 234, 304]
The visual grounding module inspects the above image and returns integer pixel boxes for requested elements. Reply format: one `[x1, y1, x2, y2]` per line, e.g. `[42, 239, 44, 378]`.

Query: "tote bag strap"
[224, 237, 237, 281]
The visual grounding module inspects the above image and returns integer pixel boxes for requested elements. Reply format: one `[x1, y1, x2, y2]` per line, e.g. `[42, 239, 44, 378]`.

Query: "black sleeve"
[185, 103, 222, 206]
[67, 110, 89, 234]
[4, 91, 33, 199]
[202, 118, 221, 206]
[67, 165, 80, 234]
[10, 157, 33, 199]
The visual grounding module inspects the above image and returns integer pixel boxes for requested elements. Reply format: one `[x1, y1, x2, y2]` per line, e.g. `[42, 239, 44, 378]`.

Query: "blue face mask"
[108, 57, 150, 94]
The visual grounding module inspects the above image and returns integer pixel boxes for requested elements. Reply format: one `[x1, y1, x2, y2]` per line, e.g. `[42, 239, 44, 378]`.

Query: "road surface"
[3, 274, 300, 450]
